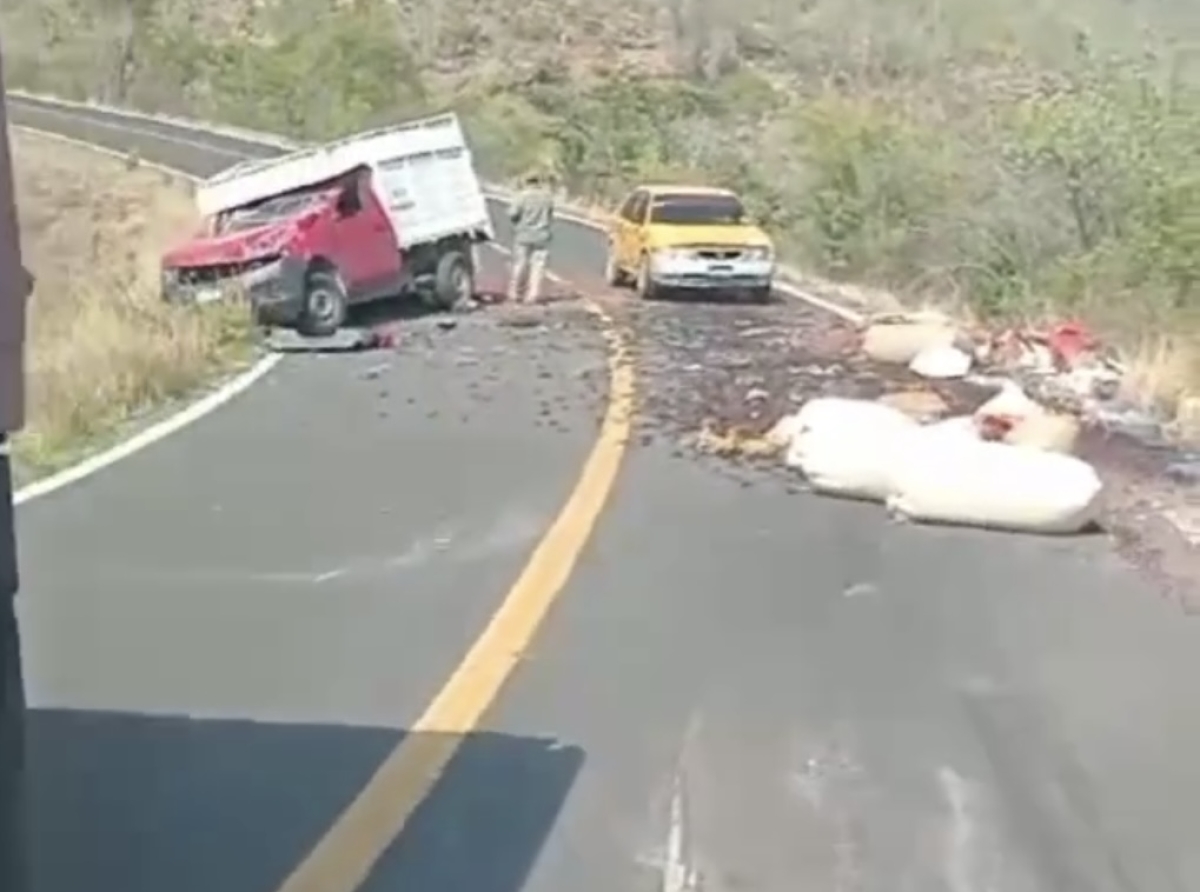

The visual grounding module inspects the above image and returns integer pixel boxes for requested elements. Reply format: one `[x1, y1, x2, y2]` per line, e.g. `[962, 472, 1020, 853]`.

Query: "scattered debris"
[1166, 459, 1200, 485]
[497, 309, 545, 329]
[690, 419, 782, 460]
[842, 582, 879, 598]
[878, 389, 950, 422]
[264, 326, 398, 353]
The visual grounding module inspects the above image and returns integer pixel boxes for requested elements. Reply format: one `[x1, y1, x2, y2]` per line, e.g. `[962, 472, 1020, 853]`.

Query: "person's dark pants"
[0, 436, 26, 891]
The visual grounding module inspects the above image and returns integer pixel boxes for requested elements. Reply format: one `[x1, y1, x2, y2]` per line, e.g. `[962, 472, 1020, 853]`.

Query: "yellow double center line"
[274, 302, 636, 892]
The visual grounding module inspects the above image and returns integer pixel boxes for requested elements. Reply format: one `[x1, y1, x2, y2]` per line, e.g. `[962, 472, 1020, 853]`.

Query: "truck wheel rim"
[310, 288, 336, 320]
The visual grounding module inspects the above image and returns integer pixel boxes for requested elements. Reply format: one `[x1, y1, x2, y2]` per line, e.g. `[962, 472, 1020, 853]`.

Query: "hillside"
[11, 130, 250, 478]
[4, 0, 1198, 412]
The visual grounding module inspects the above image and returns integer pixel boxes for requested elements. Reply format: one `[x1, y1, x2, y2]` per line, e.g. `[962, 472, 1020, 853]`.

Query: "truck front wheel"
[299, 270, 348, 337]
[432, 249, 474, 310]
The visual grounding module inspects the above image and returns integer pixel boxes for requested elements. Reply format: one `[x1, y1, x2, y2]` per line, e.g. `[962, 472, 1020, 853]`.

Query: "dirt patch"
[11, 130, 253, 477]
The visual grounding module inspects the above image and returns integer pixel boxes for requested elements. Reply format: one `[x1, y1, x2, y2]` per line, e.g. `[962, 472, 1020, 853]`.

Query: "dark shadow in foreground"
[26, 709, 583, 892]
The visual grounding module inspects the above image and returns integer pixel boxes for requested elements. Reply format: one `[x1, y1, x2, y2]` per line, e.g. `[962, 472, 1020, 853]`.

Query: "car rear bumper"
[162, 257, 307, 324]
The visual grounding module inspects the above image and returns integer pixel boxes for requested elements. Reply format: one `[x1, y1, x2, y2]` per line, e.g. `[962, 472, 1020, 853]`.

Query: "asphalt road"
[10, 96, 1200, 892]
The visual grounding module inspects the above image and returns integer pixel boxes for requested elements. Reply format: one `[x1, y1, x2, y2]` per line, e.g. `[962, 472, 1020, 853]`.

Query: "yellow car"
[604, 184, 775, 302]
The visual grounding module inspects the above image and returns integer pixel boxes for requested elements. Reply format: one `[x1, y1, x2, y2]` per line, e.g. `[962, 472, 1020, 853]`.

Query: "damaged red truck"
[160, 113, 494, 335]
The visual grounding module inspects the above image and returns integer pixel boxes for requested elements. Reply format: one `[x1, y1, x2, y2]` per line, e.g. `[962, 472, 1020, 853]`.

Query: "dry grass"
[1120, 336, 1200, 438]
[11, 129, 252, 476]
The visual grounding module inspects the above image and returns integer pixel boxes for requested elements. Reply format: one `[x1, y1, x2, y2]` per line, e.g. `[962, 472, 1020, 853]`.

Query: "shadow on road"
[27, 709, 582, 892]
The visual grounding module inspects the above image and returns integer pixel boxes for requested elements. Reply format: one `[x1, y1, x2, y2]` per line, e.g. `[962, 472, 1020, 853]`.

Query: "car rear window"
[649, 194, 745, 225]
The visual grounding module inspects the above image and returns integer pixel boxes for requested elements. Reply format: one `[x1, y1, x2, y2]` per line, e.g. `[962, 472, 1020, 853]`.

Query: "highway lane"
[10, 97, 611, 892]
[12, 97, 1200, 891]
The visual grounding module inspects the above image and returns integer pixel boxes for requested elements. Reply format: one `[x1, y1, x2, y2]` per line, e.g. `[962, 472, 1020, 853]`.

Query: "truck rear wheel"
[432, 249, 474, 310]
[299, 270, 348, 337]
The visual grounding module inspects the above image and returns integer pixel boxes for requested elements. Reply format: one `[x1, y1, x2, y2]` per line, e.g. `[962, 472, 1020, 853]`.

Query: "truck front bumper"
[162, 257, 308, 325]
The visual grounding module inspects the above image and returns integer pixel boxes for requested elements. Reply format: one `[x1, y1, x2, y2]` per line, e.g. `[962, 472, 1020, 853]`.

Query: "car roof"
[640, 184, 738, 199]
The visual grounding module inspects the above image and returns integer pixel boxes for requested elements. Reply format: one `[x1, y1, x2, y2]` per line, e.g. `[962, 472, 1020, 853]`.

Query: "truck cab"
[161, 114, 493, 335]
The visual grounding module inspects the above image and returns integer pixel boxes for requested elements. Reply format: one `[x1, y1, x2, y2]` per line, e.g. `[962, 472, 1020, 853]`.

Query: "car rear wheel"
[299, 270, 348, 337]
[432, 249, 475, 310]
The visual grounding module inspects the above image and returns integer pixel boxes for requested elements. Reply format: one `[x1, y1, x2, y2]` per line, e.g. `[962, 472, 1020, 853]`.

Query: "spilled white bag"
[908, 344, 973, 379]
[861, 313, 958, 365]
[785, 398, 918, 500]
[973, 380, 1041, 423]
[887, 433, 1103, 534]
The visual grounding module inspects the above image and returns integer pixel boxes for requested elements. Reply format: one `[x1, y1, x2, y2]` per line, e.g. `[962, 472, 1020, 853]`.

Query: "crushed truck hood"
[162, 220, 297, 269]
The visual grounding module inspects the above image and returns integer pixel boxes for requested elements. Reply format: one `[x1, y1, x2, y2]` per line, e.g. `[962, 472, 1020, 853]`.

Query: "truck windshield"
[218, 191, 329, 233]
[650, 194, 746, 225]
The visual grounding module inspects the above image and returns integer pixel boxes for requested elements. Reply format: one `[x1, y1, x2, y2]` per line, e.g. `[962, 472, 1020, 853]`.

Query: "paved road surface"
[10, 96, 1200, 892]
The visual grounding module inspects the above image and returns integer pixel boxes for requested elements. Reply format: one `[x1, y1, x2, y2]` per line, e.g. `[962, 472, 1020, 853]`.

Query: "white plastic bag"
[908, 344, 972, 379]
[886, 435, 1102, 534]
[784, 398, 918, 500]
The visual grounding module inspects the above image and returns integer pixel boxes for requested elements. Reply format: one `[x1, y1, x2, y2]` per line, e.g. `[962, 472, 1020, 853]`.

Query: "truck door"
[331, 168, 402, 302]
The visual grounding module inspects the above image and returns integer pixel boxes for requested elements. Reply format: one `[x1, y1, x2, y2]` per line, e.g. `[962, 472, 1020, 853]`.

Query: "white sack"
[886, 435, 1103, 534]
[862, 319, 957, 365]
[974, 380, 1040, 422]
[784, 398, 915, 468]
[1004, 412, 1081, 454]
[908, 344, 972, 379]
[766, 412, 805, 449]
[785, 398, 918, 500]
[920, 415, 982, 443]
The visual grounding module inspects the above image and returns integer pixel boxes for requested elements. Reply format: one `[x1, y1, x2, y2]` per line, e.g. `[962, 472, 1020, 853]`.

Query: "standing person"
[507, 171, 555, 304]
[0, 49, 32, 892]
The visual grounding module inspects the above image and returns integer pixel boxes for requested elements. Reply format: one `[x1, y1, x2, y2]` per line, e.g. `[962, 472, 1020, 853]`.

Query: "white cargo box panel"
[196, 113, 494, 248]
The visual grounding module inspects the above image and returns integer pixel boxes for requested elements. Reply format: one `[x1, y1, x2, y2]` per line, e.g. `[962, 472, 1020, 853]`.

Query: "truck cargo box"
[196, 113, 493, 248]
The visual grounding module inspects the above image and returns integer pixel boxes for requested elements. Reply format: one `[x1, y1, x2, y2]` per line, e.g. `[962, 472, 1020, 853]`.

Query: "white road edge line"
[10, 124, 283, 506]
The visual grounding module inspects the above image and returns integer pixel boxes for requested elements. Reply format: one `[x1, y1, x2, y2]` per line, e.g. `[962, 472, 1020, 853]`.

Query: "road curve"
[10, 97, 615, 892]
[11, 96, 1200, 892]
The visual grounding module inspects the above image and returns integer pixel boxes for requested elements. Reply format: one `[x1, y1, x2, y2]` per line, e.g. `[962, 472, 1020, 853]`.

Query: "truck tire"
[432, 249, 474, 310]
[299, 270, 348, 337]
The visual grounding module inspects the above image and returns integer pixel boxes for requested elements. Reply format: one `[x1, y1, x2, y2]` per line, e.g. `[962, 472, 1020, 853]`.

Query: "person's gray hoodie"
[509, 183, 555, 249]
[0, 55, 32, 434]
